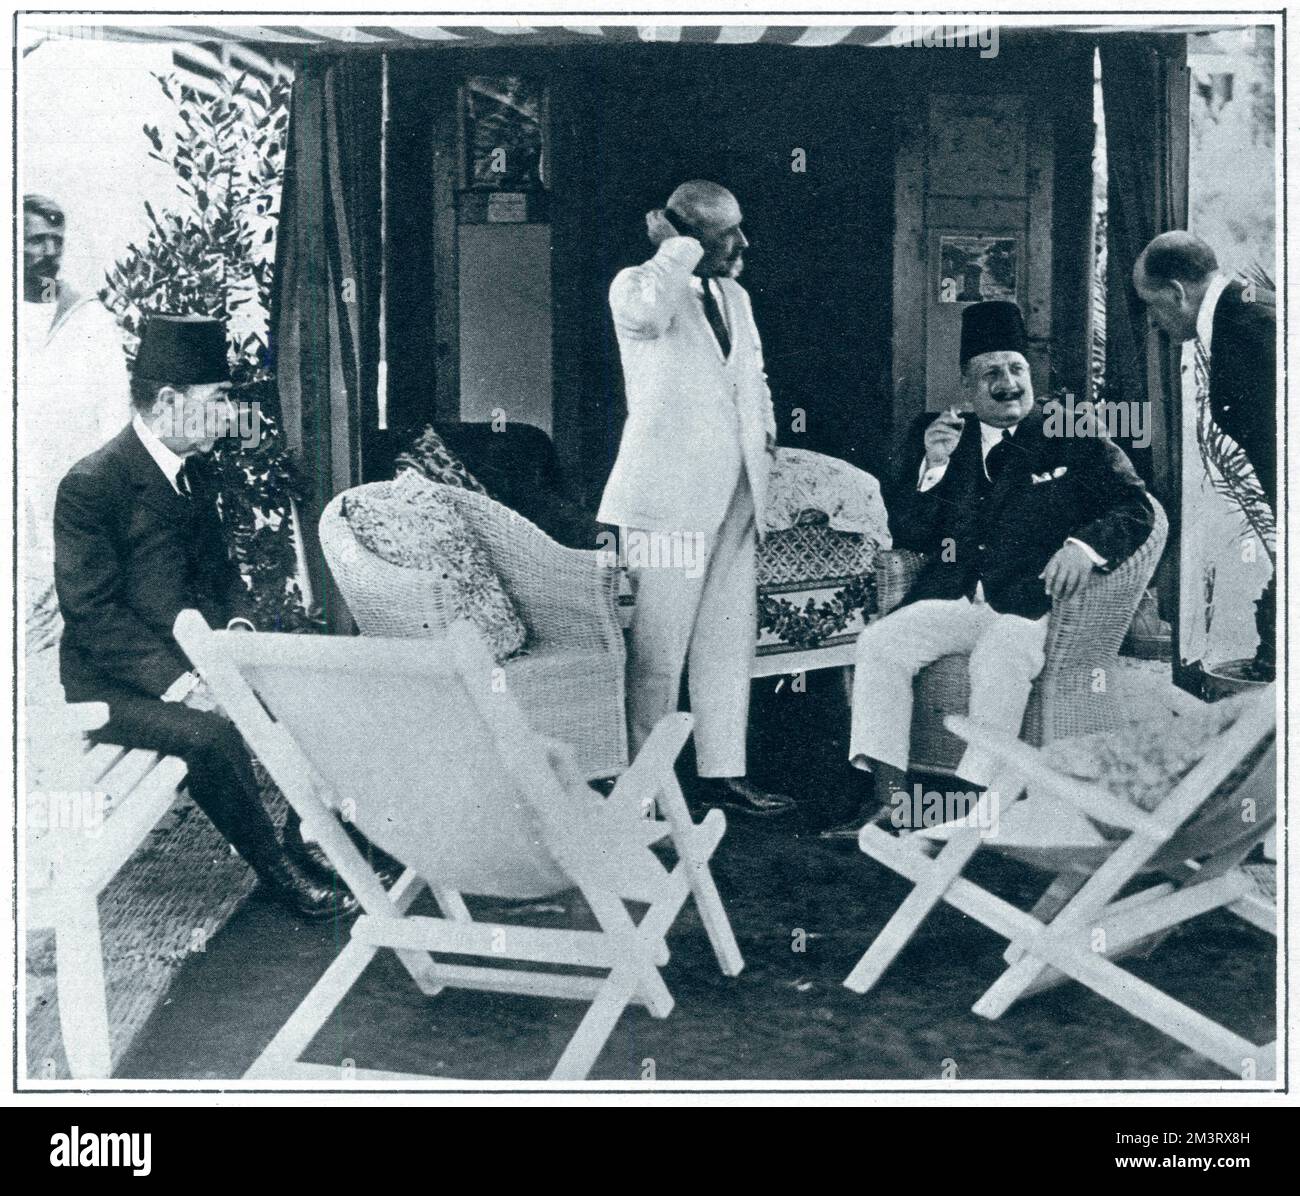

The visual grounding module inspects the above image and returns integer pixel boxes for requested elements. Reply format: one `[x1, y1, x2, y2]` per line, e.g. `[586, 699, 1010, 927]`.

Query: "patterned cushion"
[765, 447, 892, 541]
[394, 425, 487, 493]
[343, 471, 526, 661]
[1038, 693, 1257, 813]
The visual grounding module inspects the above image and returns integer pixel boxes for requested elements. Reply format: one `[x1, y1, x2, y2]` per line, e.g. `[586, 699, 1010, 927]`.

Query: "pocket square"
[1031, 466, 1069, 484]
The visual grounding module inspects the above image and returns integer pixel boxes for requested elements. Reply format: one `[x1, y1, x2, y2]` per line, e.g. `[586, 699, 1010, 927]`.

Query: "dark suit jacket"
[1210, 280, 1276, 513]
[54, 422, 253, 703]
[887, 408, 1155, 620]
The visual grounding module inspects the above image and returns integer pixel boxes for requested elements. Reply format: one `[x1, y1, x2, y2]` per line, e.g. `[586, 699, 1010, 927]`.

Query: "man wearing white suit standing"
[600, 181, 795, 819]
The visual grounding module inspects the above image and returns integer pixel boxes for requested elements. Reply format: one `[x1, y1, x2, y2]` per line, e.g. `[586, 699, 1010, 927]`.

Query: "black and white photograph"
[3, 3, 1292, 1118]
[938, 233, 1019, 303]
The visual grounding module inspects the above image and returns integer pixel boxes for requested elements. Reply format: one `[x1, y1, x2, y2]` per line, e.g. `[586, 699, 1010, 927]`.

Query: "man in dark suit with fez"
[1134, 231, 1276, 675]
[849, 300, 1155, 810]
[54, 314, 357, 920]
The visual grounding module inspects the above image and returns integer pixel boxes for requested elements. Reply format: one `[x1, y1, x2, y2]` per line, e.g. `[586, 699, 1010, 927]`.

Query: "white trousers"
[625, 479, 756, 778]
[849, 597, 1048, 787]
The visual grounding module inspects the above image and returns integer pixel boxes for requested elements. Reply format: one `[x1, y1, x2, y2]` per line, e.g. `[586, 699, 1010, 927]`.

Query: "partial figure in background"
[1133, 231, 1276, 679]
[601, 180, 795, 821]
[21, 194, 132, 649]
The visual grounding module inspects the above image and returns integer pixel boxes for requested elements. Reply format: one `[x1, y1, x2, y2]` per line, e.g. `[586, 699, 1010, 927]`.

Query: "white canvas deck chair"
[844, 686, 1277, 1079]
[173, 610, 743, 1082]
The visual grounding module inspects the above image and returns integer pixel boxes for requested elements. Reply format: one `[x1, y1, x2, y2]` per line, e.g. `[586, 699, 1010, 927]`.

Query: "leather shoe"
[817, 794, 896, 839]
[283, 827, 340, 883]
[342, 822, 403, 887]
[285, 816, 400, 889]
[817, 810, 877, 840]
[693, 776, 796, 819]
[255, 855, 359, 922]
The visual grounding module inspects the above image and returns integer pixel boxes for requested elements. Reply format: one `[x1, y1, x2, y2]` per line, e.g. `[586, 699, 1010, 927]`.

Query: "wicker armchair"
[319, 482, 628, 778]
[874, 496, 1168, 775]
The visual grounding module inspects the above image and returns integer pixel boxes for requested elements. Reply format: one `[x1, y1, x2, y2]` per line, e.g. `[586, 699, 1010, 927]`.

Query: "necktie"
[984, 430, 1014, 482]
[700, 281, 731, 358]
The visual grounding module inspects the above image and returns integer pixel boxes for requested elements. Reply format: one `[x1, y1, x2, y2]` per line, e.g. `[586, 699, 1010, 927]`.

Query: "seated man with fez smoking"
[54, 314, 357, 920]
[847, 300, 1155, 823]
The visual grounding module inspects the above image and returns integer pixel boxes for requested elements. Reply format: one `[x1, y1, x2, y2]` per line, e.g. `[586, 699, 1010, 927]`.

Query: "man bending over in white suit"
[600, 180, 795, 819]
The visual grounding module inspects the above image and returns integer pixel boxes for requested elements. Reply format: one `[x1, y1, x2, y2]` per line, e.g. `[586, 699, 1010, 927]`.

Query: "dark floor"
[117, 673, 1276, 1083]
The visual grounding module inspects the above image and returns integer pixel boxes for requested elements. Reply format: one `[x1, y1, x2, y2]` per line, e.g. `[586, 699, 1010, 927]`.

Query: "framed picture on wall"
[937, 233, 1019, 304]
[460, 75, 549, 192]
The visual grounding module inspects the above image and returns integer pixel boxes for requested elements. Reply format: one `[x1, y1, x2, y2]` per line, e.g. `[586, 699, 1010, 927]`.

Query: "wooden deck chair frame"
[843, 687, 1277, 1080]
[173, 610, 743, 1082]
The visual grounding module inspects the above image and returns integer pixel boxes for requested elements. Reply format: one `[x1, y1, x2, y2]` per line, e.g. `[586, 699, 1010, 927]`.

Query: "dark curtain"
[382, 52, 442, 456]
[1049, 36, 1101, 404]
[1100, 33, 1189, 627]
[270, 52, 383, 629]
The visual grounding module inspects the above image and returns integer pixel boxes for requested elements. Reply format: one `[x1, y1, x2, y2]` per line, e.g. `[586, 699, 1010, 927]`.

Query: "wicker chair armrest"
[319, 497, 460, 637]
[1041, 496, 1169, 675]
[875, 549, 930, 615]
[447, 488, 624, 656]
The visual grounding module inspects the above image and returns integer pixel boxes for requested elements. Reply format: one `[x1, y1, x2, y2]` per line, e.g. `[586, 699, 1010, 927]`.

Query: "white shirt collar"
[1196, 271, 1230, 351]
[689, 276, 726, 303]
[132, 412, 188, 494]
[978, 420, 1015, 457]
[689, 276, 730, 341]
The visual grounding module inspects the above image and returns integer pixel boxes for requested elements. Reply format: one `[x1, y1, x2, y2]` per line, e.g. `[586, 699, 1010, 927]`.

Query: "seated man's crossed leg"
[849, 596, 1047, 807]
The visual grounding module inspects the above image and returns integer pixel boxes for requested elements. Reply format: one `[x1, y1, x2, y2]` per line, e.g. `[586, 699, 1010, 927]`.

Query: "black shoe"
[694, 776, 796, 819]
[255, 854, 360, 922]
[341, 821, 403, 887]
[816, 799, 897, 838]
[817, 811, 870, 840]
[285, 815, 400, 889]
[283, 826, 340, 884]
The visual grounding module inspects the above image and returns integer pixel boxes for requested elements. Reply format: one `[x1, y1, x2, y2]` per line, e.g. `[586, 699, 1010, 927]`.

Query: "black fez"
[959, 300, 1028, 368]
[134, 314, 230, 385]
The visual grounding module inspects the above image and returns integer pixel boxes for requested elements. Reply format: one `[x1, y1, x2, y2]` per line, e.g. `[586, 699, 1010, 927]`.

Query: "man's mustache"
[28, 258, 59, 276]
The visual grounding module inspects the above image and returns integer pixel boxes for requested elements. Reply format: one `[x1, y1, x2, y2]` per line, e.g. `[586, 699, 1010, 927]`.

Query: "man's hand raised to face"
[1040, 541, 1098, 602]
[923, 409, 965, 470]
[646, 208, 687, 246]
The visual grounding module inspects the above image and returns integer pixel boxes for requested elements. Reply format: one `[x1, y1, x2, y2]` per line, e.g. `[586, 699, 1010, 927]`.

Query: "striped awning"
[23, 20, 1224, 53]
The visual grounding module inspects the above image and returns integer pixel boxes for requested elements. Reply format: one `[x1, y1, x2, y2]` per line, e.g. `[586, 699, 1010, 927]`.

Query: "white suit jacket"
[599, 237, 775, 536]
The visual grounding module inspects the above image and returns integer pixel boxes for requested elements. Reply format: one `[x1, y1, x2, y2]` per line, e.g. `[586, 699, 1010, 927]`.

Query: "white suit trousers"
[625, 479, 756, 778]
[849, 597, 1048, 787]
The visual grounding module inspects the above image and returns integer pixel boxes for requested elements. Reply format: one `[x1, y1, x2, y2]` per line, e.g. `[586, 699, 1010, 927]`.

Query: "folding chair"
[173, 610, 743, 1082]
[843, 686, 1276, 1079]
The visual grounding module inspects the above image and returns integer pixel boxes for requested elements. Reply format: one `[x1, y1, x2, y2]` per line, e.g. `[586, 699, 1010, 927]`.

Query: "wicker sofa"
[875, 495, 1169, 775]
[319, 482, 628, 778]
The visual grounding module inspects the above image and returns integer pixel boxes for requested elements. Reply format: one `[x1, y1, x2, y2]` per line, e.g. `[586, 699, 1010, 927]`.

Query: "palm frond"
[1192, 340, 1276, 564]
